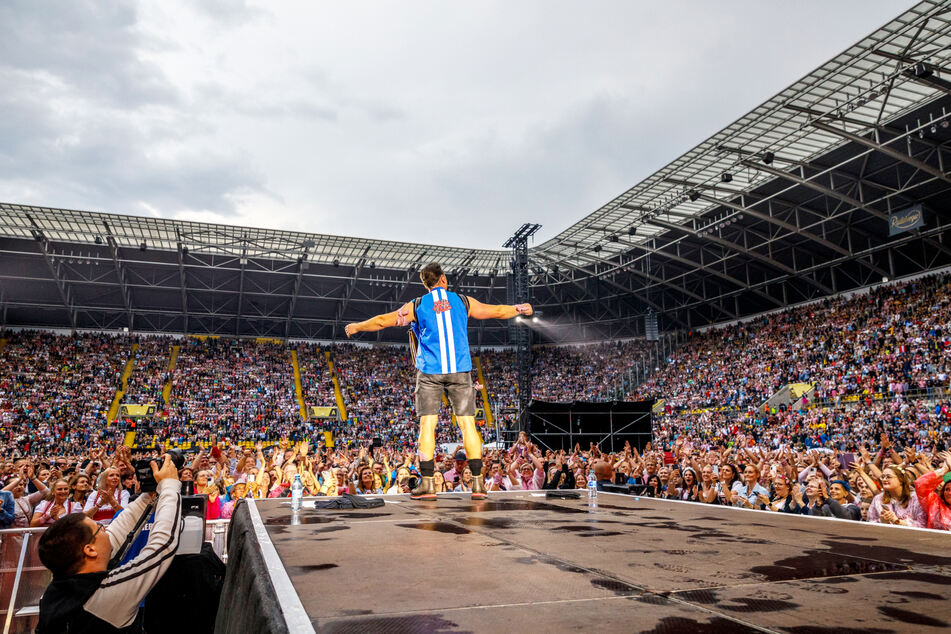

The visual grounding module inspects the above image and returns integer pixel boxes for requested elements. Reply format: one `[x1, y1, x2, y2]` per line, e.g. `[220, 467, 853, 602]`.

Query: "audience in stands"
[119, 336, 173, 407]
[297, 343, 337, 409]
[0, 272, 949, 534]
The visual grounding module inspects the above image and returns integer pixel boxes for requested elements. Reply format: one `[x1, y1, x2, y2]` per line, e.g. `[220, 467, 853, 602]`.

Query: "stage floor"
[253, 491, 951, 633]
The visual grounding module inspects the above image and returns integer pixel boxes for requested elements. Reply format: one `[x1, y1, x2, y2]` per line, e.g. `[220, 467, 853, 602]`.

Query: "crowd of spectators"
[296, 342, 336, 407]
[162, 339, 301, 443]
[532, 339, 649, 401]
[632, 273, 951, 468]
[119, 336, 172, 406]
[15, 427, 939, 533]
[1, 272, 950, 534]
[632, 273, 951, 409]
[0, 332, 126, 457]
[481, 339, 650, 410]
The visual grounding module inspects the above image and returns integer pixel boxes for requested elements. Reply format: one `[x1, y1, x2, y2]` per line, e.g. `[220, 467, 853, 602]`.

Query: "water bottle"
[587, 470, 598, 502]
[291, 473, 303, 511]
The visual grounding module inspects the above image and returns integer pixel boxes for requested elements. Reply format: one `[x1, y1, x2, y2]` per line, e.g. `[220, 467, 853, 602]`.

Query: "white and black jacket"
[37, 478, 182, 633]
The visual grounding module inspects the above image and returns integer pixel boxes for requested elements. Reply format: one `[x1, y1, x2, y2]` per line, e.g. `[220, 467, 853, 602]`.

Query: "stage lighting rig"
[504, 223, 541, 440]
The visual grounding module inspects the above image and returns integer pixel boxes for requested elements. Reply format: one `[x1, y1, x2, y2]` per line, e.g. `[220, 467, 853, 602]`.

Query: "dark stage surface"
[251, 491, 951, 633]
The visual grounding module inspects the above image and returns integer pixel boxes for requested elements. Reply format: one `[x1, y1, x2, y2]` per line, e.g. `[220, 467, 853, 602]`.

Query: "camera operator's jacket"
[37, 478, 182, 634]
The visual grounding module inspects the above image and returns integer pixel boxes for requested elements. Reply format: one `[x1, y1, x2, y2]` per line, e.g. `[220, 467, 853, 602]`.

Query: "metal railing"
[0, 519, 230, 634]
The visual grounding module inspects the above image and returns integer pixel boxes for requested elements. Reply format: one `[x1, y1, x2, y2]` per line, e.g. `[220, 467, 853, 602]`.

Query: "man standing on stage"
[345, 262, 532, 501]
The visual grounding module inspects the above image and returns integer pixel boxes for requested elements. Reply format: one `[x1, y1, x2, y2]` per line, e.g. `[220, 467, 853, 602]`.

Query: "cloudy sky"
[0, 1, 913, 249]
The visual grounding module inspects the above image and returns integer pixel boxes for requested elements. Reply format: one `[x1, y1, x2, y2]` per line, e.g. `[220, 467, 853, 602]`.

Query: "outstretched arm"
[466, 297, 532, 321]
[345, 301, 415, 337]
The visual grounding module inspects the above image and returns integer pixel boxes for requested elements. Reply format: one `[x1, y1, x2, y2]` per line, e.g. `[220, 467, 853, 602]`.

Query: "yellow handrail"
[107, 343, 139, 424]
[162, 344, 180, 405]
[473, 356, 494, 426]
[291, 349, 307, 420]
[326, 351, 348, 421]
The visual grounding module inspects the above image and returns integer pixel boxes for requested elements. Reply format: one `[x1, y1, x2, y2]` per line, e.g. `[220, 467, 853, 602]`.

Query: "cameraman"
[36, 455, 181, 633]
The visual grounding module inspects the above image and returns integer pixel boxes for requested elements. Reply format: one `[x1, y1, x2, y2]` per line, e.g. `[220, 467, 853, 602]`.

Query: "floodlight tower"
[503, 223, 541, 440]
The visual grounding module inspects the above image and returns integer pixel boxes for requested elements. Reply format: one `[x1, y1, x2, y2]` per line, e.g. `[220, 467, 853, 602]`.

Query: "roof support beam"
[106, 237, 134, 329]
[175, 232, 189, 333]
[810, 120, 951, 186]
[647, 216, 832, 295]
[25, 214, 77, 330]
[533, 254, 630, 322]
[739, 159, 883, 220]
[285, 259, 307, 339]
[235, 235, 248, 336]
[37, 238, 77, 330]
[620, 237, 782, 309]
[869, 49, 951, 95]
[533, 252, 682, 325]
[335, 247, 371, 327]
[697, 193, 889, 280]
[698, 193, 850, 257]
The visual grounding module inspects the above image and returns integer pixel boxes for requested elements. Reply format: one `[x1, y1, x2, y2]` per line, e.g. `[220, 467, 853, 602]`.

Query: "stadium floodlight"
[721, 172, 733, 183]
[140, 242, 147, 251]
[763, 151, 775, 165]
[628, 226, 637, 235]
[94, 236, 103, 245]
[333, 259, 340, 267]
[688, 190, 700, 202]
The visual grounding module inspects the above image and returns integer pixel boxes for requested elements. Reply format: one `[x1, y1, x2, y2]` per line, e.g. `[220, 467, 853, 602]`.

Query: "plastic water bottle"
[291, 473, 303, 511]
[587, 470, 598, 502]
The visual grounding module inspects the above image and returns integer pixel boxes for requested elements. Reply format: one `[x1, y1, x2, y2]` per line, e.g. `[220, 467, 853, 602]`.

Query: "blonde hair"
[882, 465, 913, 505]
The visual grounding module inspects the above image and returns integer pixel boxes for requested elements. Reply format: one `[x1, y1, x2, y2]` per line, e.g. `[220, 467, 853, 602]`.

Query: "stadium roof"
[2, 1, 951, 344]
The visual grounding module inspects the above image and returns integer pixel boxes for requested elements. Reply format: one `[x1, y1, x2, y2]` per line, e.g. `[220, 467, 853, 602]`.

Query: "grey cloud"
[194, 82, 339, 121]
[361, 102, 407, 123]
[0, 70, 271, 217]
[348, 93, 703, 247]
[0, 1, 180, 107]
[187, 0, 270, 26]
